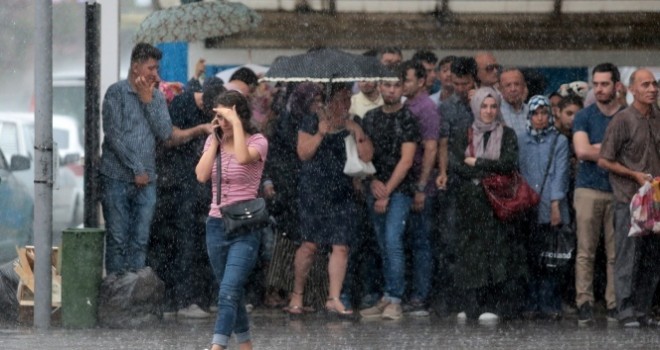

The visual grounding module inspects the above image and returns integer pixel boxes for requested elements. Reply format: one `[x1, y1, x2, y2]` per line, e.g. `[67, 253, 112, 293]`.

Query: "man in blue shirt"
[101, 43, 212, 275]
[572, 63, 624, 325]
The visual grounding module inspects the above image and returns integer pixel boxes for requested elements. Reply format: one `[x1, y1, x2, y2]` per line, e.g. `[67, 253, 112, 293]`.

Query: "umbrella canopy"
[261, 48, 397, 83]
[134, 1, 261, 44]
[216, 63, 269, 83]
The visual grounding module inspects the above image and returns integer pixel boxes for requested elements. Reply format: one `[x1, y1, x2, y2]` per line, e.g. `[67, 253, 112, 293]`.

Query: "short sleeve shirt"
[405, 91, 440, 184]
[203, 133, 268, 218]
[572, 103, 620, 192]
[362, 106, 421, 195]
[600, 105, 660, 203]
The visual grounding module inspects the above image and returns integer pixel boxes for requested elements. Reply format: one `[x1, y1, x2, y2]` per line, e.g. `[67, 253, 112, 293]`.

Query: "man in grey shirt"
[101, 43, 211, 275]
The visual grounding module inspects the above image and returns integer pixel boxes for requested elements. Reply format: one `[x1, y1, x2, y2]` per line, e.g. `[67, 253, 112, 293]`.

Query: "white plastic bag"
[343, 134, 376, 177]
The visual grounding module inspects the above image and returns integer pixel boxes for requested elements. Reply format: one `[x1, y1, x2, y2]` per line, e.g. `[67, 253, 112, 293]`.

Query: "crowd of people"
[100, 42, 660, 349]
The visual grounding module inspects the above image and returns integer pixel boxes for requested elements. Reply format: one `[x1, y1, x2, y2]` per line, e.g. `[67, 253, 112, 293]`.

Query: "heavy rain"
[2, 1, 660, 349]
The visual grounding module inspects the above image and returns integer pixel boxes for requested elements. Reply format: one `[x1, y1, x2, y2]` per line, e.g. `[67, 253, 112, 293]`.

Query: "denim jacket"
[518, 130, 570, 224]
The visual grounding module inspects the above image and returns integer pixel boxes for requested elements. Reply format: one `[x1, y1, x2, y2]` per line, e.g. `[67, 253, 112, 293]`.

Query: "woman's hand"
[464, 157, 477, 167]
[213, 105, 241, 126]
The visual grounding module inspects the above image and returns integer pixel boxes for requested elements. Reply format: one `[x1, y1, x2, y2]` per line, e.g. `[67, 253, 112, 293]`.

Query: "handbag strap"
[538, 134, 560, 196]
[216, 145, 222, 205]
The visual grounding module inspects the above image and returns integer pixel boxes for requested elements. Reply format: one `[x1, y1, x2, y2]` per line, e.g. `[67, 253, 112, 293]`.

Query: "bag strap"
[538, 133, 560, 196]
[216, 145, 222, 205]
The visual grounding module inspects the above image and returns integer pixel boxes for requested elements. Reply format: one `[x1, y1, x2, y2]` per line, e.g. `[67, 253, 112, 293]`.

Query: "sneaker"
[478, 312, 499, 325]
[403, 301, 430, 317]
[621, 317, 640, 328]
[382, 303, 403, 320]
[360, 299, 390, 319]
[456, 311, 468, 323]
[606, 308, 618, 323]
[209, 305, 218, 313]
[177, 304, 212, 319]
[577, 303, 594, 326]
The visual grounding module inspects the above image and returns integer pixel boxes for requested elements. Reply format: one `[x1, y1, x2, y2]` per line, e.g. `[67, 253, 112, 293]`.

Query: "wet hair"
[130, 42, 162, 64]
[438, 55, 456, 68]
[214, 90, 259, 134]
[229, 67, 259, 88]
[558, 94, 584, 111]
[324, 82, 352, 102]
[290, 82, 323, 119]
[362, 49, 379, 57]
[592, 63, 620, 83]
[498, 67, 525, 82]
[450, 56, 477, 80]
[398, 60, 426, 81]
[412, 50, 438, 65]
[201, 77, 226, 119]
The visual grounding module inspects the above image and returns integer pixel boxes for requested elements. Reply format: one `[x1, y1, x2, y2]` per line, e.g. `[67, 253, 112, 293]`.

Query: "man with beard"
[499, 68, 529, 136]
[599, 68, 660, 328]
[350, 80, 383, 119]
[359, 77, 420, 320]
[572, 63, 624, 325]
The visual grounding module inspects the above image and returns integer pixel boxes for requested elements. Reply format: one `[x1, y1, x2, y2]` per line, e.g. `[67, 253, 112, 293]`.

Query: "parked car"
[0, 112, 84, 241]
[0, 146, 33, 264]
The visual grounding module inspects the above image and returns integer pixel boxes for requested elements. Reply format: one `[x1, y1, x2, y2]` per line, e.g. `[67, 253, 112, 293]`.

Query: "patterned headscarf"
[526, 95, 556, 137]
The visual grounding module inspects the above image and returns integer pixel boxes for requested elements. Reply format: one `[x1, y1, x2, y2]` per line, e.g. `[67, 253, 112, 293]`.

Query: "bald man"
[599, 69, 660, 328]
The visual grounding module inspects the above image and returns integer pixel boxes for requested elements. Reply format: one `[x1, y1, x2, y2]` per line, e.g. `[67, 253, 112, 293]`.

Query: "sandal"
[325, 297, 354, 316]
[283, 291, 306, 315]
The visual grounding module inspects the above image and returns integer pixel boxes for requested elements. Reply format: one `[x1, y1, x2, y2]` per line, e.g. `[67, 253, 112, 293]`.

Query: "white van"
[0, 112, 84, 241]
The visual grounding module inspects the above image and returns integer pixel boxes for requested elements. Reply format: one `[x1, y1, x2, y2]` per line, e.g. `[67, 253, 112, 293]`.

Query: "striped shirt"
[203, 133, 268, 218]
[100, 80, 173, 182]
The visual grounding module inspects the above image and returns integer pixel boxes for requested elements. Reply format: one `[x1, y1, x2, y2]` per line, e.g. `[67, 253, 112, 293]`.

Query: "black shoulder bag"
[216, 146, 270, 237]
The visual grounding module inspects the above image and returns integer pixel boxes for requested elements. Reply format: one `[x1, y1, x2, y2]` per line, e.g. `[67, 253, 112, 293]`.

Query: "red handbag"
[467, 128, 540, 221]
[481, 173, 540, 221]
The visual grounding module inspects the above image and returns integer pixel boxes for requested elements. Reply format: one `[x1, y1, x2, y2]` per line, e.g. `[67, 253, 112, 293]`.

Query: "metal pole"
[34, 0, 53, 329]
[85, 1, 101, 228]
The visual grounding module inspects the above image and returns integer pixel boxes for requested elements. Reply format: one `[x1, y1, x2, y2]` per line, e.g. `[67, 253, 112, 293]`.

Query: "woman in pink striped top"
[195, 90, 268, 350]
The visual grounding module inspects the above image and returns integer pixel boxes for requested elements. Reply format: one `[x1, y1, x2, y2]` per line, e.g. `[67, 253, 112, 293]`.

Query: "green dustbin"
[61, 228, 105, 328]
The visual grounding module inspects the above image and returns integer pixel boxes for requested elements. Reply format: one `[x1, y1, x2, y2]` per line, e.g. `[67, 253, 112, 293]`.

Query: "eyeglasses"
[485, 64, 502, 72]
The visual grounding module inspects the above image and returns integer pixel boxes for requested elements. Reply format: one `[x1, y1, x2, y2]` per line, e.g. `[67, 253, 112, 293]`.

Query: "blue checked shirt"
[100, 80, 173, 182]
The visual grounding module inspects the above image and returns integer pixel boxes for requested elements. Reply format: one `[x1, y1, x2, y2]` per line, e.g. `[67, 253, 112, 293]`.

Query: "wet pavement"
[1, 309, 660, 349]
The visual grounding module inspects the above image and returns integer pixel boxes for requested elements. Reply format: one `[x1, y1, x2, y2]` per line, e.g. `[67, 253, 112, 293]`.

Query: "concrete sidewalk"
[1, 308, 659, 350]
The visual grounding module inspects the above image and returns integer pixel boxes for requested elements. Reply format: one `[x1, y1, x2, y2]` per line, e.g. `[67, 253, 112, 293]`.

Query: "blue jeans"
[206, 217, 261, 348]
[101, 175, 157, 275]
[406, 194, 435, 303]
[368, 192, 412, 303]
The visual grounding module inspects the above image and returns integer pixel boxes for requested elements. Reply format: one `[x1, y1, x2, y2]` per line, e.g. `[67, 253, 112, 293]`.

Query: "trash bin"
[61, 228, 105, 328]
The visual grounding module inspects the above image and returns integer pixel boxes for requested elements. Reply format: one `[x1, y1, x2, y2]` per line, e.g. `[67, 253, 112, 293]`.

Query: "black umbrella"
[261, 48, 397, 83]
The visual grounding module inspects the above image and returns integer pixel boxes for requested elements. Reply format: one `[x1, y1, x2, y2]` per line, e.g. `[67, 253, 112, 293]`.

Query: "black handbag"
[538, 224, 575, 270]
[216, 150, 270, 237]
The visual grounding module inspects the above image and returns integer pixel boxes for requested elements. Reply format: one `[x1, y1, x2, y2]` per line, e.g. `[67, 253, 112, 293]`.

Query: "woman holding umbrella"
[284, 83, 374, 316]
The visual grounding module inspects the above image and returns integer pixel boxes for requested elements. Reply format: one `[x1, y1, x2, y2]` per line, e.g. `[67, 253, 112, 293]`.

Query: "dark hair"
[130, 42, 162, 64]
[378, 47, 402, 59]
[202, 77, 226, 119]
[412, 50, 438, 65]
[215, 90, 259, 134]
[592, 63, 620, 83]
[326, 82, 352, 101]
[398, 60, 426, 81]
[438, 55, 456, 67]
[229, 67, 259, 87]
[362, 49, 379, 57]
[558, 94, 584, 111]
[450, 56, 477, 80]
[548, 91, 562, 100]
[290, 82, 323, 119]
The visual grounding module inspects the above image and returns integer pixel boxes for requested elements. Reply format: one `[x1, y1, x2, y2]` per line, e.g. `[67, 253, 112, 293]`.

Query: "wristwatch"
[415, 183, 426, 193]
